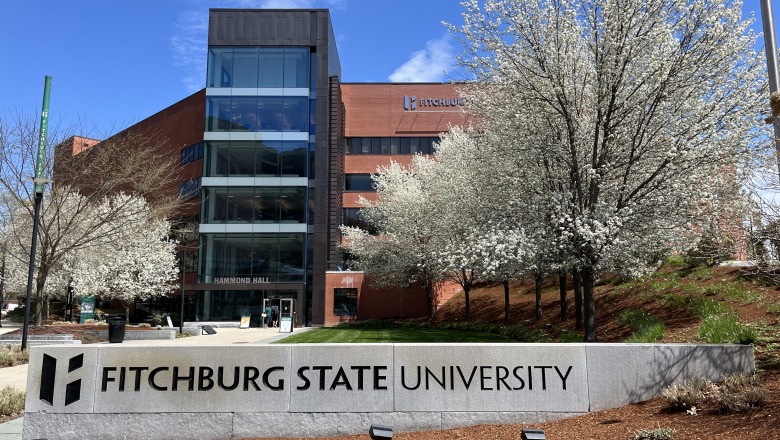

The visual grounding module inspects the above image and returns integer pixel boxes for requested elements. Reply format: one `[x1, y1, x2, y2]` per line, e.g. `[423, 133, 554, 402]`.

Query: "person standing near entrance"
[271, 304, 279, 327]
[265, 305, 273, 327]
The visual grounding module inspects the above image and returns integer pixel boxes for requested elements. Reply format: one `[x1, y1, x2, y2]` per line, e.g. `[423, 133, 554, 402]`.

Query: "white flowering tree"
[67, 196, 178, 320]
[1, 191, 178, 324]
[0, 112, 182, 325]
[450, 0, 765, 340]
[342, 158, 448, 317]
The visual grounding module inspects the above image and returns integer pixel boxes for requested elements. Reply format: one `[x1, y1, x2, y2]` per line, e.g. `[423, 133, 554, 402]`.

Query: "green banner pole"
[34, 75, 52, 194]
[21, 75, 52, 350]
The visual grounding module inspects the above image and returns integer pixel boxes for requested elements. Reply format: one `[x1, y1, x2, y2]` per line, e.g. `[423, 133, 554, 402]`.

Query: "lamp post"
[0, 255, 4, 328]
[761, 0, 780, 176]
[179, 234, 188, 335]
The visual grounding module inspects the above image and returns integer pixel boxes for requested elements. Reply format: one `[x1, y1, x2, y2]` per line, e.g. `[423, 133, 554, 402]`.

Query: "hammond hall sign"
[24, 344, 754, 440]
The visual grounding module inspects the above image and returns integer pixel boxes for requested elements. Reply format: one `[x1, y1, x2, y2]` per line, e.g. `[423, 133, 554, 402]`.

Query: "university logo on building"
[403, 95, 417, 111]
[403, 95, 464, 111]
[39, 353, 84, 406]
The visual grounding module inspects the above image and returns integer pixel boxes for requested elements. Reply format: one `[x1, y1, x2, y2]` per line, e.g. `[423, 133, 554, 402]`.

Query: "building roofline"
[340, 82, 470, 85]
[209, 8, 331, 12]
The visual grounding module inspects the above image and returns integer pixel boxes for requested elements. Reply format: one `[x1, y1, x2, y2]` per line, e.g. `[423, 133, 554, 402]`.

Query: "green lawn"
[274, 327, 513, 343]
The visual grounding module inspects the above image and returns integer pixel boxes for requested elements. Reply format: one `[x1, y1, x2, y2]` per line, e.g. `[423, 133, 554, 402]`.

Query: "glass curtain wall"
[199, 46, 313, 320]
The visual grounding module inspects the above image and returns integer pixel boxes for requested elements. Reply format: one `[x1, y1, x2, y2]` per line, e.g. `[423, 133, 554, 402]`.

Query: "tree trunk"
[573, 267, 583, 329]
[559, 271, 568, 322]
[424, 279, 435, 317]
[582, 266, 597, 342]
[534, 273, 543, 320]
[464, 286, 471, 321]
[34, 277, 46, 326]
[503, 279, 511, 322]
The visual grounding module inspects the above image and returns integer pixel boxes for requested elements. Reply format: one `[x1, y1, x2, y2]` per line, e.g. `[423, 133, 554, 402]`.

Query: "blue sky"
[0, 0, 773, 137]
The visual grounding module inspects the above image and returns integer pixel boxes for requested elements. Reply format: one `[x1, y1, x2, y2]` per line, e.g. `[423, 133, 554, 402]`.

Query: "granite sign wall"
[23, 343, 754, 440]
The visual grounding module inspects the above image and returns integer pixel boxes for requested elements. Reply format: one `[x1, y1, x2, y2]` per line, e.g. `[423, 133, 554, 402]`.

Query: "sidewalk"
[0, 325, 309, 439]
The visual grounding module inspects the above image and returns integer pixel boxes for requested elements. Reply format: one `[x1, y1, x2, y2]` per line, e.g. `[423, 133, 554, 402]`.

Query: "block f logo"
[40, 353, 83, 406]
[403, 95, 417, 111]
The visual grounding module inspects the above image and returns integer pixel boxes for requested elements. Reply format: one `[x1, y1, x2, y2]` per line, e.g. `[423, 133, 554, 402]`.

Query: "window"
[205, 141, 308, 178]
[202, 186, 307, 224]
[199, 233, 306, 283]
[205, 96, 309, 133]
[344, 174, 373, 191]
[179, 178, 201, 201]
[343, 208, 377, 235]
[344, 137, 439, 155]
[181, 142, 204, 165]
[333, 288, 357, 316]
[207, 47, 311, 89]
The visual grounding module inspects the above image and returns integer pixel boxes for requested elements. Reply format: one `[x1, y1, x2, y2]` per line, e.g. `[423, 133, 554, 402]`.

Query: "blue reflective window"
[310, 52, 317, 91]
[309, 99, 316, 135]
[181, 142, 204, 165]
[258, 48, 285, 87]
[179, 178, 201, 200]
[232, 48, 259, 88]
[207, 48, 233, 87]
[206, 97, 309, 133]
[208, 47, 310, 89]
[205, 97, 233, 132]
[284, 48, 309, 88]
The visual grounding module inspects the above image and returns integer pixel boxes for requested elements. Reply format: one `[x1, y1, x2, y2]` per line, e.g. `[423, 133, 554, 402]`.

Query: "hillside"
[434, 261, 780, 368]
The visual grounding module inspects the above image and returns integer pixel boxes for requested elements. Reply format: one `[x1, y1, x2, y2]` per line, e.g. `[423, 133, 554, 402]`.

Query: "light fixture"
[368, 425, 393, 440]
[520, 428, 546, 440]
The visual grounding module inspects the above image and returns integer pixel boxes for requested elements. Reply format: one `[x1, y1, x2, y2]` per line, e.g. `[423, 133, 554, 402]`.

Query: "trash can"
[107, 315, 126, 343]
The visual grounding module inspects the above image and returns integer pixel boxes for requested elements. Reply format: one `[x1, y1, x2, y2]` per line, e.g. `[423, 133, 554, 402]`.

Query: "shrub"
[661, 377, 714, 411]
[138, 323, 151, 328]
[715, 373, 767, 413]
[558, 329, 581, 343]
[665, 255, 690, 267]
[0, 345, 29, 368]
[634, 426, 674, 440]
[698, 315, 756, 344]
[0, 386, 25, 417]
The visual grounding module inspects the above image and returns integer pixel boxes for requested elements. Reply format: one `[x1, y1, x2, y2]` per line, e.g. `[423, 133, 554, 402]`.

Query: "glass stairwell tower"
[196, 9, 343, 326]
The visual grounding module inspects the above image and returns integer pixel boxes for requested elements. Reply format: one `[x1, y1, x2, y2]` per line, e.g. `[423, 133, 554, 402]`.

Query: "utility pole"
[761, 0, 780, 177]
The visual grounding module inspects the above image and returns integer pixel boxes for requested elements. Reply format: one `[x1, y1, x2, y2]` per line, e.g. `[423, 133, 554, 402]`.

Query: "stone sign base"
[23, 343, 753, 440]
[24, 411, 584, 440]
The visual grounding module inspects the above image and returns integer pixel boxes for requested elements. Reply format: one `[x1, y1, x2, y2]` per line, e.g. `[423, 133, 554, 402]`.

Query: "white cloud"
[170, 9, 209, 93]
[170, 0, 348, 93]
[388, 36, 454, 83]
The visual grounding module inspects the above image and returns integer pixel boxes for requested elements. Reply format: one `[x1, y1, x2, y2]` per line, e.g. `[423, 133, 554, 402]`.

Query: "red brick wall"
[324, 271, 432, 325]
[341, 83, 471, 137]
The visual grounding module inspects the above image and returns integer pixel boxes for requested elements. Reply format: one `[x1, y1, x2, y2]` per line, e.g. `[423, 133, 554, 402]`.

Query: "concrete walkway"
[0, 324, 309, 439]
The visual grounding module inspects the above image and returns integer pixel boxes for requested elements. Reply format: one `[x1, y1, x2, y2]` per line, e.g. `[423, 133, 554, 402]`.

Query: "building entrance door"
[263, 290, 297, 328]
[279, 298, 294, 332]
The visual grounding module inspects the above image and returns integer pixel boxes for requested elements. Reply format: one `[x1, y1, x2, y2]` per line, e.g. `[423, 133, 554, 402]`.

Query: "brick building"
[61, 9, 469, 327]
